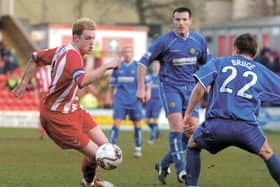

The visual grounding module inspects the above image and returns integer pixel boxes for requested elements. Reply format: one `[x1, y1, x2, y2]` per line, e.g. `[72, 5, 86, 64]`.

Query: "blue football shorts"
[113, 100, 143, 121]
[145, 98, 162, 118]
[159, 82, 199, 117]
[192, 118, 265, 154]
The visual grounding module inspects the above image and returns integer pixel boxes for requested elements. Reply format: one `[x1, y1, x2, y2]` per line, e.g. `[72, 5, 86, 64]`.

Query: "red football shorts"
[40, 106, 97, 150]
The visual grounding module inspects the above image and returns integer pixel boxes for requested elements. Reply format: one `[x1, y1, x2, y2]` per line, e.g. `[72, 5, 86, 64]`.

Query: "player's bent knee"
[258, 141, 273, 160]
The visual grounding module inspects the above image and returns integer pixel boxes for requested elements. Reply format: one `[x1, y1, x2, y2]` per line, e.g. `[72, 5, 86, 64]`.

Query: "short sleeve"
[35, 47, 58, 66]
[139, 36, 166, 67]
[66, 50, 85, 85]
[194, 58, 217, 89]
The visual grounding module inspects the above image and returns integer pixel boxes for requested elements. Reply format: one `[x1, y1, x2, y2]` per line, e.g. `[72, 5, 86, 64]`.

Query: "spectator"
[0, 56, 6, 74]
[4, 49, 19, 74]
[6, 71, 19, 91]
[254, 47, 271, 66]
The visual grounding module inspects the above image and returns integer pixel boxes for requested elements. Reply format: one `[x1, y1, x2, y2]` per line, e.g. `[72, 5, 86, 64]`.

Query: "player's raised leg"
[259, 139, 280, 185]
[80, 125, 110, 187]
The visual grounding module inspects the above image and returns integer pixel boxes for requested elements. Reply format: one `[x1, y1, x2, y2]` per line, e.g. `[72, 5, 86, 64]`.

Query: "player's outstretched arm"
[80, 60, 119, 88]
[183, 82, 205, 136]
[13, 58, 37, 99]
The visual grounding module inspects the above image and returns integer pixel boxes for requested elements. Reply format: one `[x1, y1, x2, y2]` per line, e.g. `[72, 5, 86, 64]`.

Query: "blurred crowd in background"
[254, 47, 280, 75]
[0, 39, 36, 92]
[0, 40, 22, 91]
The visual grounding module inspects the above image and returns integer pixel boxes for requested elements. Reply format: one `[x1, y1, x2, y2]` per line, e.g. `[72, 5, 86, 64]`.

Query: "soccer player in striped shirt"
[13, 18, 118, 187]
[184, 33, 280, 186]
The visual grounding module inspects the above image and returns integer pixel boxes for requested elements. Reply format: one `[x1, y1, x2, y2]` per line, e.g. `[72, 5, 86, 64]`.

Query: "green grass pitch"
[0, 128, 279, 187]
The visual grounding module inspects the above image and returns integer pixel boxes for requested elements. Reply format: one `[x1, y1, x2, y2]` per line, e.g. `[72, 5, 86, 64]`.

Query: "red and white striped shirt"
[36, 44, 85, 113]
[35, 65, 51, 95]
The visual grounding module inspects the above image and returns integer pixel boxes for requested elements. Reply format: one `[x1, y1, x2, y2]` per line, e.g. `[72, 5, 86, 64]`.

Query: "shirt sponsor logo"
[173, 57, 197, 66]
[170, 50, 181, 52]
[117, 76, 135, 83]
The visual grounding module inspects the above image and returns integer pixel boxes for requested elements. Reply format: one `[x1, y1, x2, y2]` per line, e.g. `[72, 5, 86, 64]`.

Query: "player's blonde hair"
[72, 18, 96, 36]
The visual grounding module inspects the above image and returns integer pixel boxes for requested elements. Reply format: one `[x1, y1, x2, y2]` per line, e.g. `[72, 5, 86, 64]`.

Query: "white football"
[96, 143, 123, 170]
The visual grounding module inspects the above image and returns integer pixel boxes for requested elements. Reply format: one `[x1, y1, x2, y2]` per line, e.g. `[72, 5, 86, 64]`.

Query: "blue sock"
[134, 127, 142, 147]
[151, 123, 160, 139]
[264, 153, 280, 185]
[169, 132, 185, 174]
[149, 123, 157, 140]
[148, 123, 154, 140]
[155, 126, 160, 139]
[186, 147, 201, 186]
[109, 127, 119, 144]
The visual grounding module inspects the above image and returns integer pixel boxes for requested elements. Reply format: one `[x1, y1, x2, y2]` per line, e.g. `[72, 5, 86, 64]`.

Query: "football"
[95, 143, 123, 170]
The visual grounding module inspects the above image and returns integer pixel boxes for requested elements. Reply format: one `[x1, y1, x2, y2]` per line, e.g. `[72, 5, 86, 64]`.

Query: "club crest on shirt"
[169, 101, 176, 108]
[131, 70, 135, 74]
[189, 48, 196, 54]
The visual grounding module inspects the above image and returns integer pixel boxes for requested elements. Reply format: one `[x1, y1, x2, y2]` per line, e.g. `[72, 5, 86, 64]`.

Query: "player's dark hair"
[173, 7, 192, 17]
[234, 33, 257, 57]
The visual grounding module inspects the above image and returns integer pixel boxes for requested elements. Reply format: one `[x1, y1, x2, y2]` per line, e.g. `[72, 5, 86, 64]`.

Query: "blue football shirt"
[110, 60, 151, 105]
[194, 55, 280, 124]
[139, 30, 209, 86]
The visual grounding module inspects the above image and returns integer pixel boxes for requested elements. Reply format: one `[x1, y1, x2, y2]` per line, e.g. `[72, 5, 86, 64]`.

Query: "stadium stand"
[0, 15, 37, 111]
[0, 89, 37, 111]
